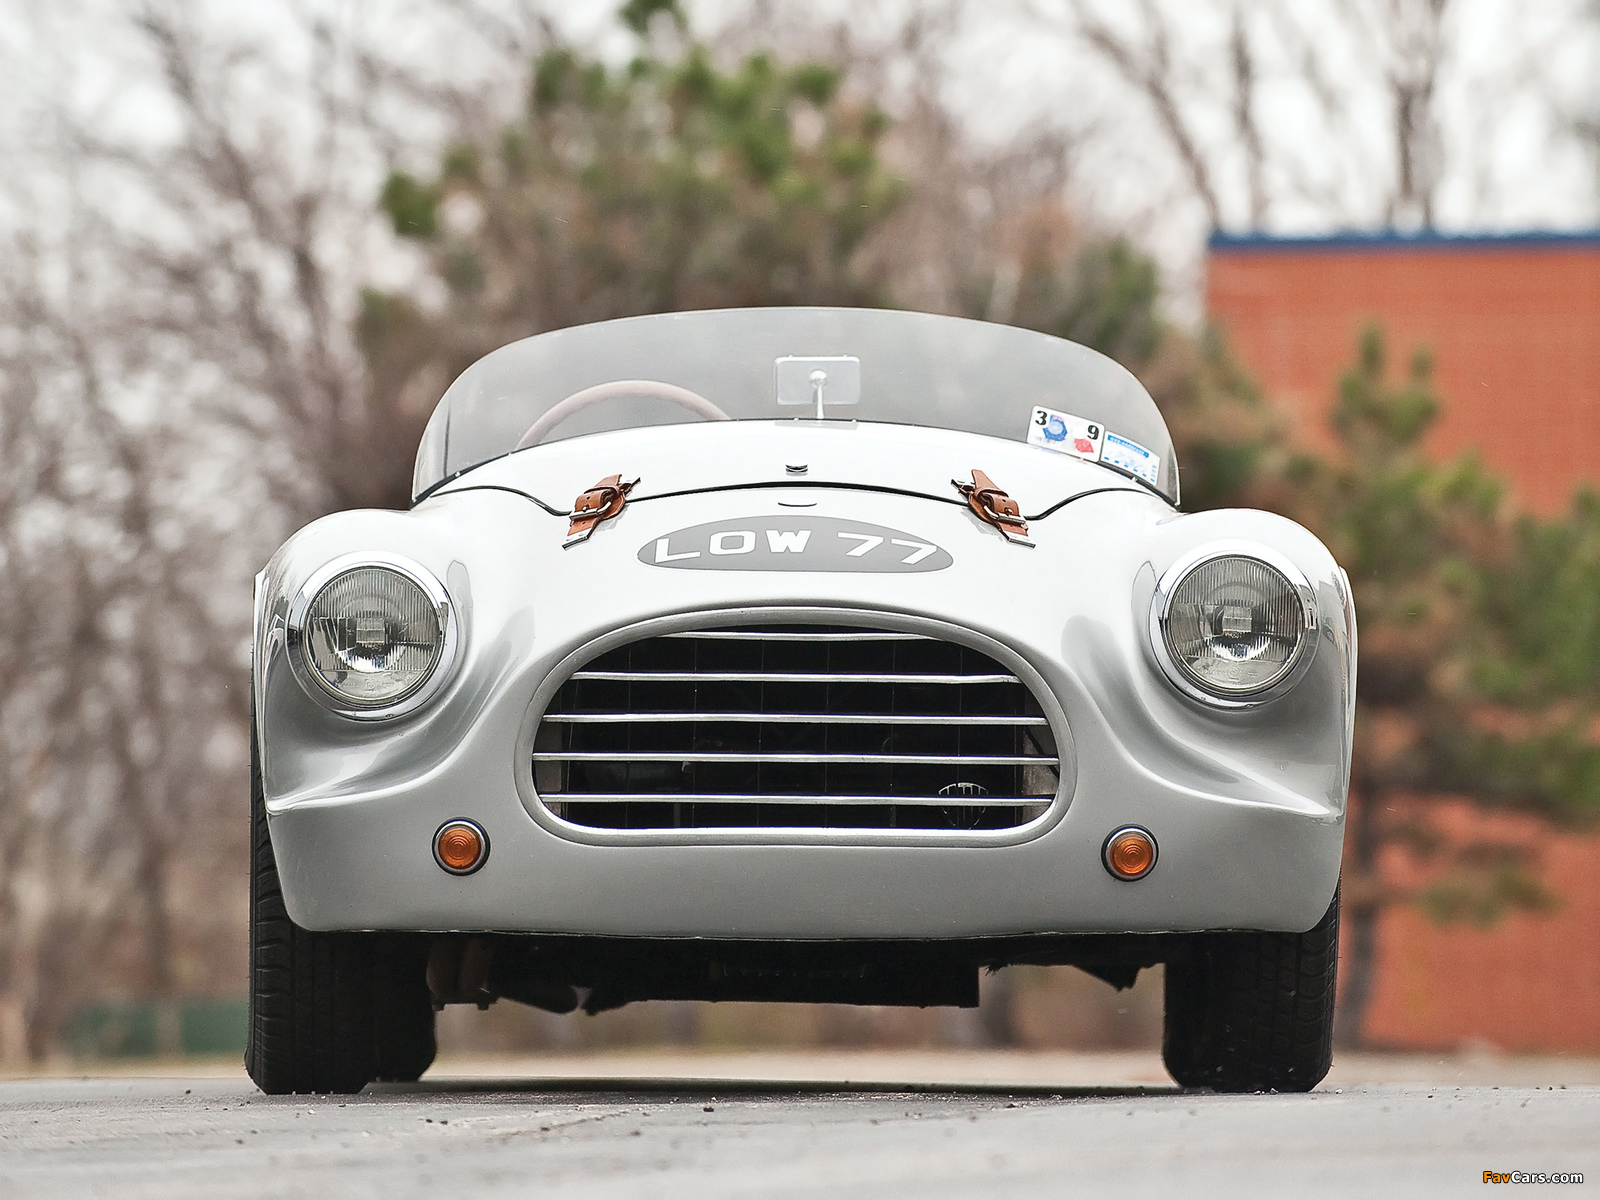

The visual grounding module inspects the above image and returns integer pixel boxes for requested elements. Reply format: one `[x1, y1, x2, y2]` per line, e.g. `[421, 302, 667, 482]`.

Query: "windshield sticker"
[640, 516, 952, 573]
[1100, 430, 1160, 486]
[1027, 406, 1104, 462]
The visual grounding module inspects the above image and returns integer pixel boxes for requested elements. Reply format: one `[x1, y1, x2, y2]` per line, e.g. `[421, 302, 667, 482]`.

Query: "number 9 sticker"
[1027, 407, 1106, 463]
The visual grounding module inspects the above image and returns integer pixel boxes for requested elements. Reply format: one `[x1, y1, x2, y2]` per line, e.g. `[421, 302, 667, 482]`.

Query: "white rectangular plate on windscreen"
[775, 356, 861, 419]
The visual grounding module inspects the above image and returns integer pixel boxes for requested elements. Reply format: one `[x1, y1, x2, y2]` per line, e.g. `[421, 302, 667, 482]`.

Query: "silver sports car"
[248, 307, 1354, 1095]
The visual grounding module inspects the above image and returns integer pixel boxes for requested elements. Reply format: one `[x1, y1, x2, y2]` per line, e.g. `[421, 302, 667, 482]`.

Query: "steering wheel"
[514, 380, 731, 449]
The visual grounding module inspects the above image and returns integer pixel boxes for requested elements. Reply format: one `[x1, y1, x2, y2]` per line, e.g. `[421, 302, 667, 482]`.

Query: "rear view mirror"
[774, 355, 861, 420]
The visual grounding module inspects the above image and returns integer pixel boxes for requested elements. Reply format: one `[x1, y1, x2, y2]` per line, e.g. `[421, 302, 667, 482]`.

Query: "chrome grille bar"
[542, 793, 1045, 807]
[540, 712, 1050, 726]
[570, 670, 1019, 685]
[535, 751, 1058, 765]
[662, 630, 932, 642]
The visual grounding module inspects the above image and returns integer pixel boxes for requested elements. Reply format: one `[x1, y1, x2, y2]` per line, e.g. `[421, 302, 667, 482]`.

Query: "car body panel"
[255, 417, 1352, 937]
[427, 420, 1152, 518]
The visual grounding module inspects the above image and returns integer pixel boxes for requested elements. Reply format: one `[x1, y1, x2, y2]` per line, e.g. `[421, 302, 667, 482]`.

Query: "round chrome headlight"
[1153, 550, 1316, 703]
[288, 557, 456, 717]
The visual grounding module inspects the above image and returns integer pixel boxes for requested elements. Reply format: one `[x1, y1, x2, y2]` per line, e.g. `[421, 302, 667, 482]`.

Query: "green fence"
[70, 998, 248, 1059]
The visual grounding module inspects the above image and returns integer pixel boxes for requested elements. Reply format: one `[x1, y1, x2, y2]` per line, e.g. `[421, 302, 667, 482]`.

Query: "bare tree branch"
[1069, 0, 1223, 228]
[1229, 5, 1266, 228]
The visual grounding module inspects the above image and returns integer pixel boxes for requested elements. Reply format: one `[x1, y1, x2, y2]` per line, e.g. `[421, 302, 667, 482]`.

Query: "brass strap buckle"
[564, 474, 640, 547]
[953, 469, 1034, 547]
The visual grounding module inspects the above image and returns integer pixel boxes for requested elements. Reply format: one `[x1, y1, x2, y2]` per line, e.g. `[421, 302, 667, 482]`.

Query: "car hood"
[423, 420, 1159, 519]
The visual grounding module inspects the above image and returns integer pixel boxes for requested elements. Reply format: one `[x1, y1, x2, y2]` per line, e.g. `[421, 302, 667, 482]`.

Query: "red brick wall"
[1354, 802, 1600, 1054]
[1207, 233, 1600, 1053]
[1207, 236, 1600, 513]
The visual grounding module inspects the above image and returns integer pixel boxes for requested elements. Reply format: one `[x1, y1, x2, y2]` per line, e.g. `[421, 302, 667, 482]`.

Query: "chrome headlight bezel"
[1149, 543, 1320, 708]
[285, 552, 460, 721]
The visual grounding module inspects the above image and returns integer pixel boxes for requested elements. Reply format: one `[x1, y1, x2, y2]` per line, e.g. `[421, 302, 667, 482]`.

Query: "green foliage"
[387, 30, 896, 312]
[359, 8, 910, 512]
[1330, 332, 1439, 451]
[379, 171, 438, 238]
[1151, 325, 1276, 513]
[618, 0, 685, 36]
[440, 143, 481, 184]
[1416, 853, 1559, 927]
[975, 233, 1163, 371]
[1012, 237, 1162, 367]
[1478, 490, 1600, 703]
[1435, 725, 1600, 828]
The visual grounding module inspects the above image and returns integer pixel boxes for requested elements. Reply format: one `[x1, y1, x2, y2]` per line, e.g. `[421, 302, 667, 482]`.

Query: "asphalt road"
[1, 1074, 1594, 1199]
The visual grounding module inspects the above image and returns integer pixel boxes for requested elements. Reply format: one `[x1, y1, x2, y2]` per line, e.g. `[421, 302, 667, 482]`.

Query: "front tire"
[1162, 888, 1339, 1093]
[246, 723, 436, 1094]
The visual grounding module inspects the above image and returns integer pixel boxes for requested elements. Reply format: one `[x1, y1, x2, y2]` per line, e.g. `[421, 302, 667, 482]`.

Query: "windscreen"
[412, 307, 1177, 502]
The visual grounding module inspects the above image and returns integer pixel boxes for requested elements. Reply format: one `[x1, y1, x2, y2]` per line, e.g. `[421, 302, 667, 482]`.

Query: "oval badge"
[640, 516, 952, 573]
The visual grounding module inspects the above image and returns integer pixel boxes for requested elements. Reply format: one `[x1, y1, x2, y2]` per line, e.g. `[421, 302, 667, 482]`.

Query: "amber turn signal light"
[434, 820, 489, 875]
[1103, 826, 1157, 881]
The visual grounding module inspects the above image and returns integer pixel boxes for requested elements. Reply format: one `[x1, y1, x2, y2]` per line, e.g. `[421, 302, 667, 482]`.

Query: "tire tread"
[245, 720, 435, 1094]
[1162, 887, 1339, 1093]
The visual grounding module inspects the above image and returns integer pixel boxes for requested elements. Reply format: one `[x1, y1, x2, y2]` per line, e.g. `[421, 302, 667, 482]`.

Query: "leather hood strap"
[565, 474, 639, 547]
[953, 470, 1033, 546]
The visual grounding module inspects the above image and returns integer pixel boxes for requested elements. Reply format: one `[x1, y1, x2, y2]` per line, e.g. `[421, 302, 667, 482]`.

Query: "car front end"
[246, 308, 1354, 1095]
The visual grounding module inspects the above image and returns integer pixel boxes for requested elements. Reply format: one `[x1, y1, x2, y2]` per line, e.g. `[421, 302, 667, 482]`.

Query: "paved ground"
[1, 1054, 1596, 1198]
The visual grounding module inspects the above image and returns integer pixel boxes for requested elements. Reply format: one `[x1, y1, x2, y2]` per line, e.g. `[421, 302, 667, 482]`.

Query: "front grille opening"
[533, 624, 1060, 832]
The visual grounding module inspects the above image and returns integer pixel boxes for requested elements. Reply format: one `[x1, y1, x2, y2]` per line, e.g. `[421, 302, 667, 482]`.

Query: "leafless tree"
[1037, 0, 1594, 235]
[0, 216, 260, 1056]
[1566, 1, 1600, 205]
[0, 0, 559, 1059]
[1228, 5, 1267, 229]
[1068, 0, 1225, 229]
[1341, 0, 1451, 228]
